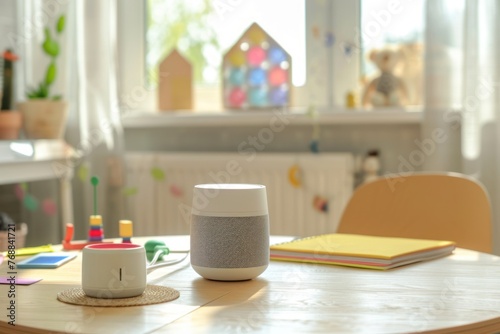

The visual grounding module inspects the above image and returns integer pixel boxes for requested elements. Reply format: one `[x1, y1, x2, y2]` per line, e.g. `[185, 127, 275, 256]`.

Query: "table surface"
[1, 236, 500, 334]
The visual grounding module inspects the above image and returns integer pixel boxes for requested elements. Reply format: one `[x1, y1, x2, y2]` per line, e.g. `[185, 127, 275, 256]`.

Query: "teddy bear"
[361, 48, 408, 108]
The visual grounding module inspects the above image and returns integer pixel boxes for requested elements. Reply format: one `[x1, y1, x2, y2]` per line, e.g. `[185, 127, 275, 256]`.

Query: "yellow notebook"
[270, 233, 456, 270]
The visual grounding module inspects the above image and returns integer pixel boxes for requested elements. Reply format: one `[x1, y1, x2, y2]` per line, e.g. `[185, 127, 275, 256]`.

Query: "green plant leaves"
[38, 82, 48, 97]
[42, 28, 59, 57]
[45, 62, 56, 85]
[27, 14, 65, 100]
[57, 15, 65, 34]
[27, 82, 49, 99]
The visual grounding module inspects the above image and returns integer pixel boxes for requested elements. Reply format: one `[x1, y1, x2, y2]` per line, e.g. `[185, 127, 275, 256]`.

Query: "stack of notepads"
[270, 234, 456, 270]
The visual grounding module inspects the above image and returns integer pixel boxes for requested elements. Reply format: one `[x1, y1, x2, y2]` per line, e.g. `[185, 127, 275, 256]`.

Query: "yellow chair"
[337, 172, 493, 253]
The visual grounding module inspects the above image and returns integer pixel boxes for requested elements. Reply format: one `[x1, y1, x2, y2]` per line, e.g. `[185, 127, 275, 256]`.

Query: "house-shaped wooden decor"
[222, 23, 292, 110]
[159, 49, 193, 111]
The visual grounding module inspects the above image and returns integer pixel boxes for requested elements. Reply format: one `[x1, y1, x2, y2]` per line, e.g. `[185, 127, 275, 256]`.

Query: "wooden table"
[2, 236, 500, 334]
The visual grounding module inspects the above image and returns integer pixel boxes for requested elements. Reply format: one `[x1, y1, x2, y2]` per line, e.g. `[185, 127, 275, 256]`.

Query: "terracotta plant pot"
[0, 111, 22, 140]
[18, 99, 68, 139]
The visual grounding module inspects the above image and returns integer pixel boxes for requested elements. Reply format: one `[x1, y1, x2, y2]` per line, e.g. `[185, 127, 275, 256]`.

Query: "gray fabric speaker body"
[190, 184, 270, 281]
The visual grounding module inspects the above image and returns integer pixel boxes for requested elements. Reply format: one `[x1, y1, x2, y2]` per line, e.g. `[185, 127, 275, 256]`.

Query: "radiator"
[124, 152, 354, 237]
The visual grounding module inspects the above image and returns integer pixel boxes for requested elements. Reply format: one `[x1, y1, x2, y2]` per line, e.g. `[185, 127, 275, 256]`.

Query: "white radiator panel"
[125, 152, 353, 237]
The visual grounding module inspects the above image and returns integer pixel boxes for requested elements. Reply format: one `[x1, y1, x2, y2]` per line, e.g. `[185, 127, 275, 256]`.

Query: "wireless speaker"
[190, 183, 270, 281]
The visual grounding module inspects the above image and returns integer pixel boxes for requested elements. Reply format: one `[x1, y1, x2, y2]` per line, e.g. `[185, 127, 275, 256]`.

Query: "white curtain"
[425, 0, 500, 254]
[66, 0, 125, 239]
[20, 0, 125, 241]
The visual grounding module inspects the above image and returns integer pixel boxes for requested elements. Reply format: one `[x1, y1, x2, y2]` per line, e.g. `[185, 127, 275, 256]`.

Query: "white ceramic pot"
[17, 99, 68, 139]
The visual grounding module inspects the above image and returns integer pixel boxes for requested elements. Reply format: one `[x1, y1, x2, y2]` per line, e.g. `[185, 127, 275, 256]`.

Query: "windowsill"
[121, 106, 423, 128]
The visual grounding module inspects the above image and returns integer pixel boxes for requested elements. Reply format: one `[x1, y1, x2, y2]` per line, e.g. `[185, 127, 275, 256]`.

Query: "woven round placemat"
[57, 285, 179, 307]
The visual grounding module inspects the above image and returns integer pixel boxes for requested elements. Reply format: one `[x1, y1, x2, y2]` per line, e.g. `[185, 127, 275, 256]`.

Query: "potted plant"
[17, 14, 68, 140]
[0, 49, 22, 140]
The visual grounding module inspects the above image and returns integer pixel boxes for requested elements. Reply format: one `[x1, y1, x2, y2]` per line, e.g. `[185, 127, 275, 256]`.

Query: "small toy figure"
[119, 220, 133, 243]
[88, 215, 104, 242]
[362, 48, 408, 108]
[62, 176, 113, 250]
[345, 91, 357, 109]
[362, 150, 380, 184]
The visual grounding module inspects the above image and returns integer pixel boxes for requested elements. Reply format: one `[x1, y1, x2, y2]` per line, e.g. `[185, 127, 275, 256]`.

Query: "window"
[146, 0, 305, 112]
[117, 1, 424, 115]
[359, 0, 425, 106]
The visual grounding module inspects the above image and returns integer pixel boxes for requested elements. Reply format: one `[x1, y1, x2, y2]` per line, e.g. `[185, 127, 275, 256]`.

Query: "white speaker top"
[191, 183, 268, 217]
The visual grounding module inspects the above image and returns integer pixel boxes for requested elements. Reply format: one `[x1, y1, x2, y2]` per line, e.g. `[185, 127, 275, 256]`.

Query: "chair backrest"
[337, 172, 493, 253]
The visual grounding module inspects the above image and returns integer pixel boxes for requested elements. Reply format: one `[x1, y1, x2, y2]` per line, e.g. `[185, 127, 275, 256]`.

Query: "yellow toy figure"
[345, 91, 357, 109]
[361, 48, 408, 108]
[119, 220, 133, 243]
